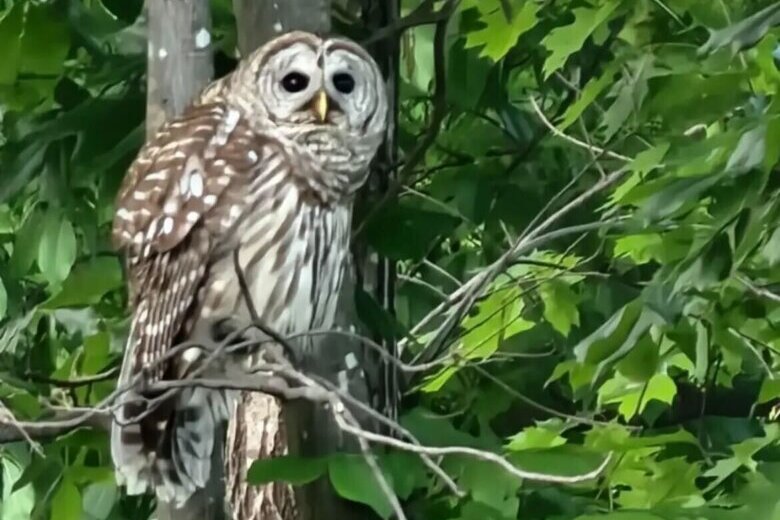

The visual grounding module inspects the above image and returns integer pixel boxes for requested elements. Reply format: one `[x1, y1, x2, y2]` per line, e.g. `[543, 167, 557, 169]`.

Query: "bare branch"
[529, 97, 631, 162]
[25, 367, 119, 388]
[737, 274, 780, 304]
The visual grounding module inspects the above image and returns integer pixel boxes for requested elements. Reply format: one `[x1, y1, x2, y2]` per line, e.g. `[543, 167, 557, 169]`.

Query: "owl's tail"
[110, 326, 233, 506]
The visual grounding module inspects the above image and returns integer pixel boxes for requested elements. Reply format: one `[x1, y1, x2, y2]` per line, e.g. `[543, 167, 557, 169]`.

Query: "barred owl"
[110, 31, 387, 504]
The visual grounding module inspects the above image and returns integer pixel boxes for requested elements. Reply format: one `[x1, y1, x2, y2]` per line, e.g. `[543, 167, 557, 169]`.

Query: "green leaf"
[447, 39, 492, 110]
[509, 444, 606, 478]
[50, 477, 82, 520]
[460, 286, 534, 359]
[247, 456, 328, 486]
[366, 203, 459, 261]
[9, 208, 42, 278]
[576, 301, 664, 383]
[0, 276, 6, 320]
[642, 373, 677, 407]
[726, 124, 766, 173]
[574, 300, 643, 365]
[541, 280, 580, 336]
[541, 0, 620, 78]
[629, 143, 670, 176]
[759, 227, 780, 266]
[576, 512, 666, 519]
[757, 378, 780, 405]
[457, 459, 520, 516]
[381, 452, 428, 500]
[558, 63, 618, 130]
[610, 143, 670, 205]
[700, 3, 780, 55]
[37, 212, 77, 286]
[81, 482, 117, 520]
[329, 455, 392, 519]
[464, 0, 540, 61]
[506, 420, 568, 451]
[1, 455, 34, 520]
[0, 2, 24, 85]
[703, 424, 780, 492]
[20, 3, 70, 76]
[43, 257, 123, 308]
[600, 373, 677, 420]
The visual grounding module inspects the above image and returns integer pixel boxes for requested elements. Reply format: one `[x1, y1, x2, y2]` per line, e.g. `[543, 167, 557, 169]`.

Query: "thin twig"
[529, 97, 631, 162]
[25, 367, 119, 388]
[737, 274, 780, 303]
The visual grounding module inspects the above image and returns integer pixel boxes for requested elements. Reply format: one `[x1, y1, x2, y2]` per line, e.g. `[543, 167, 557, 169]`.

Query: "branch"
[737, 274, 780, 303]
[529, 97, 631, 162]
[361, 0, 450, 45]
[0, 408, 111, 444]
[0, 329, 613, 496]
[25, 367, 119, 388]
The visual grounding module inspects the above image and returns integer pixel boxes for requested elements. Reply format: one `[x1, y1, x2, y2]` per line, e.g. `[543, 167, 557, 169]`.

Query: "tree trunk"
[145, 0, 213, 137]
[144, 1, 220, 519]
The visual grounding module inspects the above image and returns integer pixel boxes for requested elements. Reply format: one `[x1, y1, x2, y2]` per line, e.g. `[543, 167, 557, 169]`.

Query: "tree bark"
[231, 0, 330, 58]
[145, 0, 213, 137]
[144, 1, 220, 519]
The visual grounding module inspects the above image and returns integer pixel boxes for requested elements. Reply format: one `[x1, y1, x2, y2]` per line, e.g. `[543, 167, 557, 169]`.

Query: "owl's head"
[229, 32, 388, 173]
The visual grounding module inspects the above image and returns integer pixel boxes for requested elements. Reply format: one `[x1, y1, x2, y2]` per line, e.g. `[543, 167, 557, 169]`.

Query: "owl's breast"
[198, 181, 352, 340]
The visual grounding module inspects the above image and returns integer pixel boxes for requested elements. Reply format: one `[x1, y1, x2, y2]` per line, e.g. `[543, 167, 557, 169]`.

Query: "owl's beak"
[312, 90, 329, 123]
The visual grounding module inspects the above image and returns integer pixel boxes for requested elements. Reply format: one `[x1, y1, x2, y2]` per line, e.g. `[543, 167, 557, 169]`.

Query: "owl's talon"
[207, 316, 299, 368]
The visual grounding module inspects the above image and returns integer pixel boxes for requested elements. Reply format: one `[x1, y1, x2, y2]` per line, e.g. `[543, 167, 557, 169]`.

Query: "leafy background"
[4, 0, 780, 519]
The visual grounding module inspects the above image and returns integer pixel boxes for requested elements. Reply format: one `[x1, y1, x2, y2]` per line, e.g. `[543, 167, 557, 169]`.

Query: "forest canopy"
[3, 0, 780, 519]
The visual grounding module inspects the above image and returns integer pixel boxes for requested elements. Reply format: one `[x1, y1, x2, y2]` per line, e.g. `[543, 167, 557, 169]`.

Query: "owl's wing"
[113, 102, 270, 379]
[111, 102, 289, 500]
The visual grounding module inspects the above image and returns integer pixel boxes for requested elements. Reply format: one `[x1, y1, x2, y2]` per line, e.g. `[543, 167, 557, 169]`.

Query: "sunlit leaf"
[37, 212, 77, 286]
[51, 477, 82, 520]
[541, 0, 620, 78]
[329, 455, 392, 519]
[464, 0, 539, 61]
[541, 280, 580, 337]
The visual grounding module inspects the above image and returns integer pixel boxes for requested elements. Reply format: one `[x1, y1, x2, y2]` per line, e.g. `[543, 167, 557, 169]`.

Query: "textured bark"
[231, 0, 331, 58]
[145, 0, 213, 138]
[144, 1, 219, 518]
[225, 394, 297, 520]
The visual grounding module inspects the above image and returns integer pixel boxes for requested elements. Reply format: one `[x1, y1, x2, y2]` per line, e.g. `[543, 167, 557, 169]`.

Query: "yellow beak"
[312, 90, 329, 122]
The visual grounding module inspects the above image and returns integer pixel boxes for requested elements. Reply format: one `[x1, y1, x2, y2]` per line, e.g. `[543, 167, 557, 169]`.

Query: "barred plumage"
[110, 31, 387, 505]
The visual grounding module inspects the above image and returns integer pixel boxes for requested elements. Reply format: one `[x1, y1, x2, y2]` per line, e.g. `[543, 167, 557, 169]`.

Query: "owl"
[110, 31, 388, 504]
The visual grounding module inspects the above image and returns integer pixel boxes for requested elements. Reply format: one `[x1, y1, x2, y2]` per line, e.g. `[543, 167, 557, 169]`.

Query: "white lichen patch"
[195, 28, 211, 49]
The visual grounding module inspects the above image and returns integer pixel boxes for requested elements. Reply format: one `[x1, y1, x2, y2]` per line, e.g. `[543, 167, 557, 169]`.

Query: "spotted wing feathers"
[110, 101, 272, 504]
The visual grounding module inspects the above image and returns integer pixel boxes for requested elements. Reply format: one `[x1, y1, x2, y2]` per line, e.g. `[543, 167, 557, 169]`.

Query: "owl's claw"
[209, 316, 299, 368]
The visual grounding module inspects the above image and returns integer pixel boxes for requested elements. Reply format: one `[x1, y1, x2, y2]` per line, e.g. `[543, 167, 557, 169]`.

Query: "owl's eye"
[332, 73, 355, 94]
[281, 72, 310, 93]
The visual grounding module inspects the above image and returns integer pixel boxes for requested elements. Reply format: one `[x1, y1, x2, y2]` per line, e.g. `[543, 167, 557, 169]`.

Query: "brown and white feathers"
[110, 31, 387, 505]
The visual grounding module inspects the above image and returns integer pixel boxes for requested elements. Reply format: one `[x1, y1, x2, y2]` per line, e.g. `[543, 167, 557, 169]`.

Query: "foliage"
[5, 0, 780, 519]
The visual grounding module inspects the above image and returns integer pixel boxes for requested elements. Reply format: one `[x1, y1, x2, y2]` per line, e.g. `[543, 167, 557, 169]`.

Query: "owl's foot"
[209, 316, 299, 368]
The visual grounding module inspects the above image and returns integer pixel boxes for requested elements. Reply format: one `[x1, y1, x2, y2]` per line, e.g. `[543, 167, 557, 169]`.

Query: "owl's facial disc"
[252, 34, 385, 135]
